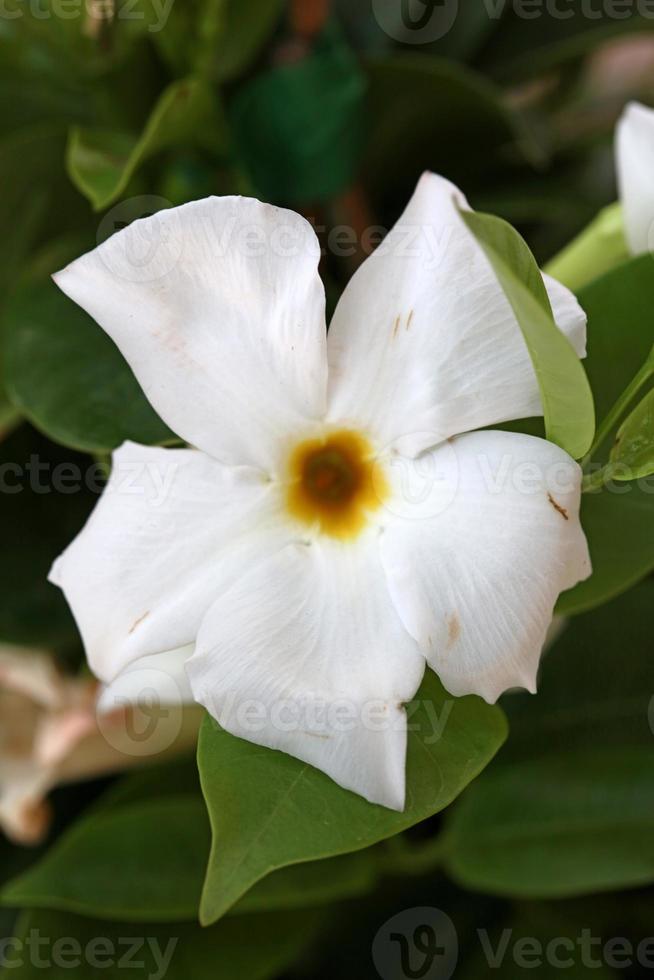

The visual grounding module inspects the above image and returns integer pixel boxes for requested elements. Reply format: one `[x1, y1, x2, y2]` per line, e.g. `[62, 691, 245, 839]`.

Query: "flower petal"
[616, 100, 654, 255]
[49, 442, 293, 686]
[379, 430, 591, 703]
[0, 766, 52, 845]
[0, 646, 65, 710]
[53, 197, 327, 470]
[326, 172, 586, 457]
[186, 536, 425, 810]
[97, 646, 194, 714]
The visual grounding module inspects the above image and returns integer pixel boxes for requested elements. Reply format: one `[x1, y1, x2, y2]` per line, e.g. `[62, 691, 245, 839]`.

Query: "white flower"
[50, 173, 591, 811]
[616, 100, 654, 255]
[0, 645, 201, 844]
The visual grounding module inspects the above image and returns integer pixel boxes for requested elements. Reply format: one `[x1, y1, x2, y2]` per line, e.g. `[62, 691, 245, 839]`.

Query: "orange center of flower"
[286, 430, 388, 539]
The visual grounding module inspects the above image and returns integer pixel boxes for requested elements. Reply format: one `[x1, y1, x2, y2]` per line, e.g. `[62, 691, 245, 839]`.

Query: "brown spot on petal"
[547, 493, 569, 520]
[406, 309, 414, 330]
[392, 315, 401, 338]
[447, 614, 461, 648]
[128, 611, 150, 635]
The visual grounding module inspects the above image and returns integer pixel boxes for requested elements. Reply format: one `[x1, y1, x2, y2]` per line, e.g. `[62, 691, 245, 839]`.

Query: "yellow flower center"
[286, 429, 389, 539]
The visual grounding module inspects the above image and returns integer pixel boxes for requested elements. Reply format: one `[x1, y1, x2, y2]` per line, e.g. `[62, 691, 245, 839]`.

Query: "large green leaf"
[510, 582, 654, 762]
[1, 799, 210, 922]
[558, 256, 654, 614]
[7, 906, 326, 980]
[233, 850, 377, 914]
[363, 54, 543, 221]
[559, 485, 654, 615]
[198, 670, 507, 925]
[1, 795, 378, 921]
[445, 745, 654, 899]
[609, 387, 654, 481]
[3, 278, 174, 454]
[67, 78, 224, 211]
[444, 581, 654, 898]
[461, 208, 595, 459]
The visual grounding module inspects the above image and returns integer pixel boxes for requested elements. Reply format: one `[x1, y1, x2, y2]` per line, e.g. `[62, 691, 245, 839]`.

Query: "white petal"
[50, 442, 294, 686]
[616, 101, 654, 255]
[542, 273, 586, 357]
[53, 197, 327, 470]
[326, 172, 587, 457]
[187, 536, 425, 810]
[379, 430, 591, 703]
[97, 646, 194, 714]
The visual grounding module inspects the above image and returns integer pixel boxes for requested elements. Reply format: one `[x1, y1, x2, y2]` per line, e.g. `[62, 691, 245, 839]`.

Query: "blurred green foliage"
[2, 2, 654, 978]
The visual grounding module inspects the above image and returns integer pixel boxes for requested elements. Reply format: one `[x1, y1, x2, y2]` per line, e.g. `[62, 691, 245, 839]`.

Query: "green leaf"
[363, 55, 543, 220]
[67, 78, 224, 211]
[444, 581, 654, 898]
[7, 906, 326, 980]
[609, 387, 654, 481]
[445, 744, 654, 899]
[233, 850, 377, 914]
[229, 22, 366, 204]
[3, 278, 174, 454]
[559, 485, 654, 615]
[513, 583, 654, 760]
[460, 208, 595, 459]
[558, 256, 654, 614]
[1, 793, 377, 921]
[209, 0, 285, 81]
[544, 203, 629, 293]
[154, 0, 285, 81]
[1, 799, 210, 922]
[198, 670, 507, 925]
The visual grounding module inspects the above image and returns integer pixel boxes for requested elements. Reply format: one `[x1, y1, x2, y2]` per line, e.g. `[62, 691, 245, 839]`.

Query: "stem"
[582, 355, 654, 470]
[543, 202, 627, 293]
[582, 464, 616, 494]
